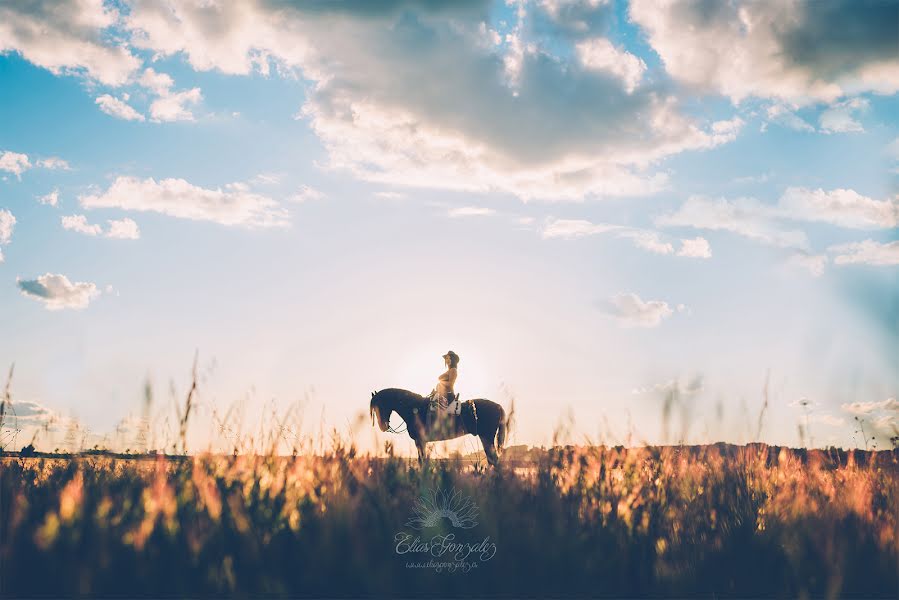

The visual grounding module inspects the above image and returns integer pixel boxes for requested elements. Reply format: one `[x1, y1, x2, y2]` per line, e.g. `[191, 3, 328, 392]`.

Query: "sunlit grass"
[2, 363, 897, 596]
[2, 440, 897, 597]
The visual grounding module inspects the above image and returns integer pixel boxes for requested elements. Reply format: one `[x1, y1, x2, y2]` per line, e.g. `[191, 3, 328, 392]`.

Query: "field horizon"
[3, 440, 898, 463]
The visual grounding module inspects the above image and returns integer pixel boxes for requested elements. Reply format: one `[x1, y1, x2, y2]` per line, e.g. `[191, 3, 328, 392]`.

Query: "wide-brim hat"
[443, 350, 459, 362]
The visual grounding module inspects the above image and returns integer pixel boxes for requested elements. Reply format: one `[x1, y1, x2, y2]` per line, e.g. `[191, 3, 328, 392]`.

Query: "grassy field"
[2, 442, 897, 598]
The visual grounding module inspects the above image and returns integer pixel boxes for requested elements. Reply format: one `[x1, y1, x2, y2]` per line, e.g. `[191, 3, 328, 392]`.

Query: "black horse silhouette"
[370, 388, 507, 467]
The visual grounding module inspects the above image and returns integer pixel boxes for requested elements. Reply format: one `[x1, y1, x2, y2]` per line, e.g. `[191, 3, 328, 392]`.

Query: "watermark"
[394, 488, 497, 572]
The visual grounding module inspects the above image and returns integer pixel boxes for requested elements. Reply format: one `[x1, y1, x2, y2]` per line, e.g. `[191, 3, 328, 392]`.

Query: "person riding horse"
[428, 350, 460, 415]
[370, 348, 507, 467]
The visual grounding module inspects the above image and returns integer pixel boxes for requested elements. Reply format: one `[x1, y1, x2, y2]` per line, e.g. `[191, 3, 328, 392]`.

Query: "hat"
[443, 350, 460, 363]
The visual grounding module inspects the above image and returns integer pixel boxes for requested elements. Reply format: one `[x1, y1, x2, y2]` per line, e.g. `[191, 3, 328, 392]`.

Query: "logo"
[406, 488, 479, 530]
[394, 487, 497, 573]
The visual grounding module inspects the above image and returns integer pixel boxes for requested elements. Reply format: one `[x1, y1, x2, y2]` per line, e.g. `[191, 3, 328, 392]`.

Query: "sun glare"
[395, 343, 492, 400]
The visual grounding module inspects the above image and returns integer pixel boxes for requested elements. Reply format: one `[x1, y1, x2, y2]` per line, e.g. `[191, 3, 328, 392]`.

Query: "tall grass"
[2, 363, 897, 596]
[2, 441, 897, 597]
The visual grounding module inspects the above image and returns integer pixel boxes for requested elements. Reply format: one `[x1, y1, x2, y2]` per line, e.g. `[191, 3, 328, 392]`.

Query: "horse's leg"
[415, 438, 428, 466]
[479, 434, 499, 468]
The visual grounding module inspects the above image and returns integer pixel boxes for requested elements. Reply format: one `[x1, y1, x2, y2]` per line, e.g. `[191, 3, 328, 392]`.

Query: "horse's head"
[370, 390, 391, 432]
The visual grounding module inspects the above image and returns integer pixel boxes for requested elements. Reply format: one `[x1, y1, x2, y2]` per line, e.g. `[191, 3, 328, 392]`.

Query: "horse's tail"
[496, 405, 507, 452]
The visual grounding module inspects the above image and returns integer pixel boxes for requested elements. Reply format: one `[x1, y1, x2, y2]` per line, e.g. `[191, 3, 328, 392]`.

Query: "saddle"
[425, 395, 478, 433]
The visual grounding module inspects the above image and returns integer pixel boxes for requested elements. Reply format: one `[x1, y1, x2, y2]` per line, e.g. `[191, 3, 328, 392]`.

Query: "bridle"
[372, 401, 408, 434]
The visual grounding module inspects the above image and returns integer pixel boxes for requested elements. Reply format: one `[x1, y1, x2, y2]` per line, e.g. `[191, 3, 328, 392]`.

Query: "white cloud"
[1, 398, 59, 428]
[106, 217, 140, 239]
[629, 0, 899, 103]
[149, 87, 202, 122]
[0, 209, 15, 245]
[289, 185, 325, 203]
[96, 94, 145, 121]
[766, 105, 815, 132]
[601, 292, 677, 328]
[870, 414, 899, 439]
[0, 151, 70, 178]
[536, 0, 615, 38]
[123, 1, 741, 201]
[542, 218, 710, 258]
[36, 157, 71, 170]
[138, 67, 174, 95]
[37, 189, 59, 206]
[17, 273, 101, 310]
[785, 252, 828, 277]
[619, 230, 673, 255]
[0, 151, 31, 178]
[62, 214, 141, 239]
[447, 206, 496, 218]
[633, 374, 704, 396]
[0, 0, 140, 86]
[819, 98, 868, 134]
[733, 172, 773, 185]
[842, 399, 899, 439]
[79, 176, 288, 228]
[829, 240, 899, 266]
[134, 68, 203, 122]
[656, 196, 809, 249]
[541, 219, 620, 239]
[659, 188, 898, 254]
[841, 398, 899, 416]
[62, 214, 102, 236]
[779, 187, 898, 230]
[251, 172, 285, 186]
[677, 237, 711, 258]
[575, 37, 646, 93]
[0, 208, 14, 263]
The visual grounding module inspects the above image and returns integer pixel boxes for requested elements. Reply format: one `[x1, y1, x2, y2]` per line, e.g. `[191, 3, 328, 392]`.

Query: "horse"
[370, 388, 507, 467]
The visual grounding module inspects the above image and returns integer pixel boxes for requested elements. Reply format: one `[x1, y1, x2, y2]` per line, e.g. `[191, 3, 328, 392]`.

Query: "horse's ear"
[372, 390, 377, 398]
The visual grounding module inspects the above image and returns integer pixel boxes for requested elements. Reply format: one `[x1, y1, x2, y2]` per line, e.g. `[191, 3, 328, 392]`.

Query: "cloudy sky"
[1, 0, 897, 452]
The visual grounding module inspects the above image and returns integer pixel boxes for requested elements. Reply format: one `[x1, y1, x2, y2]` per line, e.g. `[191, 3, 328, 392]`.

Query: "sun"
[395, 343, 491, 400]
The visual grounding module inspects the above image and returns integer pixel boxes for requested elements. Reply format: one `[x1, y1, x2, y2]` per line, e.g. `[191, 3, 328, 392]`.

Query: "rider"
[430, 350, 460, 415]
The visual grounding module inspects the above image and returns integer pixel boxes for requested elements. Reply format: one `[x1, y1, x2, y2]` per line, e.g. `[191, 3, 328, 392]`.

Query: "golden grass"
[2, 441, 897, 597]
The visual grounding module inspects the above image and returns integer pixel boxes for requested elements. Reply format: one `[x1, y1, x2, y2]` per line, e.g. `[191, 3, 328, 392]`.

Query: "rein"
[387, 421, 409, 433]
[386, 421, 408, 434]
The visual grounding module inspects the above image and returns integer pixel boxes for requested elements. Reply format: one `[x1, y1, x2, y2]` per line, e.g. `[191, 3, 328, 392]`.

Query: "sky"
[0, 0, 897, 454]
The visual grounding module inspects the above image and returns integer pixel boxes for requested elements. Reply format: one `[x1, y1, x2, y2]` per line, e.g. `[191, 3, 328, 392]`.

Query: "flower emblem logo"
[405, 488, 479, 530]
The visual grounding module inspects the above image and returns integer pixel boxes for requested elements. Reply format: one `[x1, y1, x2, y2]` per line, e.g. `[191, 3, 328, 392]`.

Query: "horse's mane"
[373, 388, 426, 411]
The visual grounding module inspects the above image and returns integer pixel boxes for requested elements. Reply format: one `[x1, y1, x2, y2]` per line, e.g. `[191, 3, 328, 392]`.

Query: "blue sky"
[1, 0, 897, 453]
